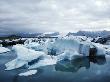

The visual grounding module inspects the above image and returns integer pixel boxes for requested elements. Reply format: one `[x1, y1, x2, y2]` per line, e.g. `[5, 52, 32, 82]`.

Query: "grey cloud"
[0, 0, 110, 33]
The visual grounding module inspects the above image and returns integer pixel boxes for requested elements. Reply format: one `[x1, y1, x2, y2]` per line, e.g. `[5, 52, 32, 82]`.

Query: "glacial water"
[0, 50, 110, 82]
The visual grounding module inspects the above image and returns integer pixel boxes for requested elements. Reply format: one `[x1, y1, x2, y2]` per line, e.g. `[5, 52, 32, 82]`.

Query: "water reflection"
[55, 55, 106, 72]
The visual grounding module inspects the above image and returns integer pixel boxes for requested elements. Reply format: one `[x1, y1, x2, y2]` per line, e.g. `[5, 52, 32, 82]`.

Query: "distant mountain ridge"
[67, 30, 110, 38]
[1, 31, 110, 38]
[0, 33, 42, 38]
[0, 32, 60, 38]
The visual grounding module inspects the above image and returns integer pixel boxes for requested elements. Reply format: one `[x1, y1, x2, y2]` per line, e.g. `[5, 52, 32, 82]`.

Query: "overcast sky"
[0, 0, 110, 35]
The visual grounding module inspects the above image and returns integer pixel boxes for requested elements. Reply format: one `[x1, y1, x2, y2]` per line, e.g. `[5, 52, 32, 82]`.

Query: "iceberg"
[46, 37, 81, 55]
[5, 45, 57, 70]
[46, 36, 91, 56]
[5, 45, 46, 70]
[46, 36, 110, 57]
[12, 45, 46, 61]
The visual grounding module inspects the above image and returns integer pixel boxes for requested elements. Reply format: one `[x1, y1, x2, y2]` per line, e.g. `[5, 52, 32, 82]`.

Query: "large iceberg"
[46, 37, 92, 56]
[48, 36, 110, 56]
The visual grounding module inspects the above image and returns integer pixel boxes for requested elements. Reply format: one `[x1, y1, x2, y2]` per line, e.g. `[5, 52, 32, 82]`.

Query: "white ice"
[12, 45, 46, 61]
[19, 70, 37, 76]
[0, 47, 10, 54]
[5, 45, 57, 70]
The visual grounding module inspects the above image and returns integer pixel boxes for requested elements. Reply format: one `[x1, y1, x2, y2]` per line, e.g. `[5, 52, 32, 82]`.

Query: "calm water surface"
[0, 49, 110, 82]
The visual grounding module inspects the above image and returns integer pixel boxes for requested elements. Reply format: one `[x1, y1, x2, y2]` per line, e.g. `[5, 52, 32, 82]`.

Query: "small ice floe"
[18, 70, 37, 76]
[0, 47, 10, 54]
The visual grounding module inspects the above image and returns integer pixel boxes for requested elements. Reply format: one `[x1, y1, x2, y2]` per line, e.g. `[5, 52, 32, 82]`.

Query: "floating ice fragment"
[19, 70, 37, 76]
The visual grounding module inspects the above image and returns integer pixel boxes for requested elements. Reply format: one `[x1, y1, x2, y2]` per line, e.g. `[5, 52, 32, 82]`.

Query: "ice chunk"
[46, 37, 92, 56]
[5, 59, 27, 70]
[46, 38, 81, 56]
[5, 45, 57, 70]
[0, 47, 10, 54]
[5, 45, 46, 70]
[19, 70, 37, 76]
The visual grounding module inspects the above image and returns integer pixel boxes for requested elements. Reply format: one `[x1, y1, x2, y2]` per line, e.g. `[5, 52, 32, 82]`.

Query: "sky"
[0, 0, 110, 35]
